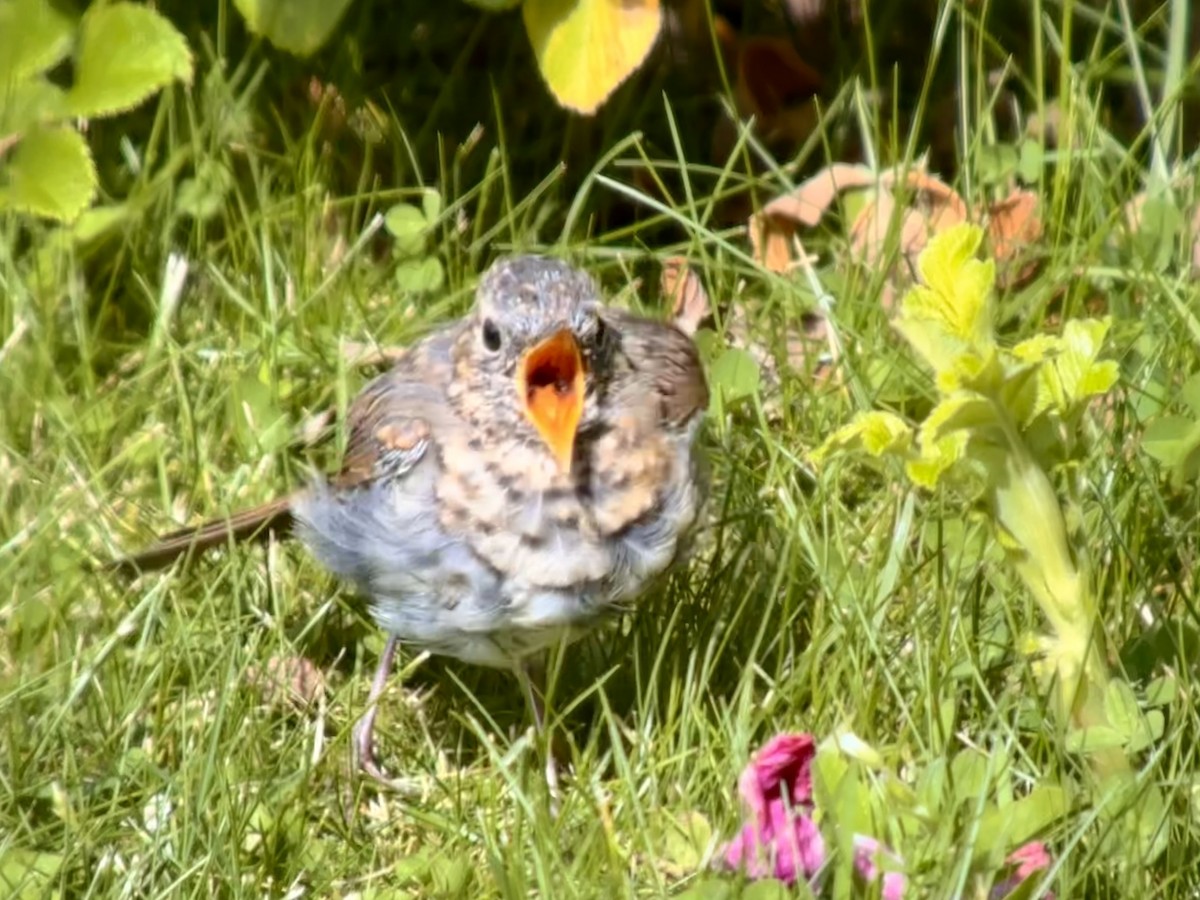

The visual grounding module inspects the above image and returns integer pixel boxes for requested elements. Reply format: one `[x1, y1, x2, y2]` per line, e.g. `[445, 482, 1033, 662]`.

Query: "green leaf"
[709, 347, 760, 406]
[950, 750, 989, 807]
[675, 879, 735, 900]
[0, 124, 96, 221]
[811, 411, 912, 464]
[395, 256, 445, 294]
[1141, 416, 1196, 465]
[1179, 371, 1200, 417]
[0, 847, 64, 898]
[660, 811, 713, 871]
[177, 159, 234, 221]
[421, 188, 443, 223]
[1145, 676, 1178, 707]
[1103, 680, 1141, 740]
[384, 203, 429, 255]
[0, 77, 67, 136]
[905, 431, 969, 488]
[1017, 139, 1045, 184]
[0, 0, 74, 83]
[232, 0, 356, 56]
[1127, 710, 1164, 754]
[977, 143, 1019, 185]
[66, 2, 193, 119]
[71, 203, 133, 244]
[1132, 194, 1183, 273]
[1063, 725, 1127, 753]
[920, 392, 999, 445]
[741, 880, 793, 900]
[523, 0, 662, 115]
[976, 785, 1069, 862]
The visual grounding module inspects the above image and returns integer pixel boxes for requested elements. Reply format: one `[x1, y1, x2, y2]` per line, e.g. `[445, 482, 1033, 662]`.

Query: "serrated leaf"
[66, 2, 193, 119]
[0, 0, 74, 83]
[523, 0, 662, 115]
[898, 223, 996, 373]
[810, 411, 911, 464]
[233, 0, 356, 55]
[709, 347, 760, 406]
[0, 77, 67, 136]
[384, 203, 429, 255]
[0, 124, 96, 221]
[395, 256, 445, 294]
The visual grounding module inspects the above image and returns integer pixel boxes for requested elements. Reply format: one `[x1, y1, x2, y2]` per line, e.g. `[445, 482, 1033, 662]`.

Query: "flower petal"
[853, 834, 907, 898]
[990, 841, 1053, 899]
[738, 733, 816, 818]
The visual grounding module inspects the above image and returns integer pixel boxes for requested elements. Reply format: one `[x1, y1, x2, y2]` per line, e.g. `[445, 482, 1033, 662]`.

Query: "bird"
[114, 255, 709, 794]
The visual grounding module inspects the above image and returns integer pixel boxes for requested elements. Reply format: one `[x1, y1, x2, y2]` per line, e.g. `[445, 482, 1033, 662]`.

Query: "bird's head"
[458, 256, 606, 473]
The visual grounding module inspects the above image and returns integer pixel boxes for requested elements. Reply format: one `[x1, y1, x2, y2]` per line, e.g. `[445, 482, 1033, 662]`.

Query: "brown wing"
[602, 309, 709, 427]
[111, 324, 462, 574]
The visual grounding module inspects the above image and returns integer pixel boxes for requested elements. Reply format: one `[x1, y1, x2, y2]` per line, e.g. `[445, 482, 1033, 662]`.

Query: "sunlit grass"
[3, 1, 1200, 896]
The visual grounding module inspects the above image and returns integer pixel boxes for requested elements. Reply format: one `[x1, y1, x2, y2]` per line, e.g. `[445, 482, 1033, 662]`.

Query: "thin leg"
[353, 635, 399, 785]
[517, 657, 560, 811]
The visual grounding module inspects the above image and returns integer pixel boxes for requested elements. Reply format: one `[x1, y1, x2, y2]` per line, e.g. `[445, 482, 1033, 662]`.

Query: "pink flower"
[852, 834, 907, 899]
[990, 841, 1054, 899]
[717, 733, 826, 885]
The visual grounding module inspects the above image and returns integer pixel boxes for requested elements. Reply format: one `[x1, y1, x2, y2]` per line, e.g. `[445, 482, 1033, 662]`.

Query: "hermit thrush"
[117, 256, 709, 793]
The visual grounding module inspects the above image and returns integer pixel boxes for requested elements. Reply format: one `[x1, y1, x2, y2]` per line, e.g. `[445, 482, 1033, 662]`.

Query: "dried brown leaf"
[661, 257, 710, 336]
[762, 163, 876, 228]
[985, 189, 1042, 260]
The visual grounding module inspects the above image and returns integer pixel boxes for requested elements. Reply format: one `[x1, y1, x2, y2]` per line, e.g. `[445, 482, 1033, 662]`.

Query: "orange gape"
[518, 329, 585, 473]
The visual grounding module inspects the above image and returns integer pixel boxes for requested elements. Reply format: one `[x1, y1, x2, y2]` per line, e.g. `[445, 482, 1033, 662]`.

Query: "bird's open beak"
[517, 329, 585, 473]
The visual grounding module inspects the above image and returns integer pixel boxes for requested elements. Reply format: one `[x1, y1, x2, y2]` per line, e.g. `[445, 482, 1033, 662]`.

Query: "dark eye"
[481, 319, 502, 352]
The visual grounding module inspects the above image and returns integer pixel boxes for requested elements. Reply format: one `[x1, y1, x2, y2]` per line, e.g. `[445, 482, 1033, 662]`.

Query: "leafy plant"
[383, 189, 447, 293]
[811, 224, 1167, 860]
[0, 0, 193, 222]
[232, 0, 660, 115]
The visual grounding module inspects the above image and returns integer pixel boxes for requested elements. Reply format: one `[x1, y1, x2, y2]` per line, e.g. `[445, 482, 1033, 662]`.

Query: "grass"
[4, 0, 1200, 896]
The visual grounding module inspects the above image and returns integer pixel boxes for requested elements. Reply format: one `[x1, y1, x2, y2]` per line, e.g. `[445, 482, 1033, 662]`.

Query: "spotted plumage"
[116, 256, 708, 791]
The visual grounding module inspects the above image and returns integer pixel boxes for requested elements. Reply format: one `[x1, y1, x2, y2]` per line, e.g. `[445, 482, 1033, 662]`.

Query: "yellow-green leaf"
[66, 2, 193, 119]
[920, 391, 998, 446]
[522, 0, 661, 115]
[233, 0, 356, 56]
[905, 430, 968, 488]
[0, 124, 96, 221]
[897, 223, 996, 374]
[0, 0, 74, 83]
[0, 77, 67, 136]
[810, 411, 912, 464]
